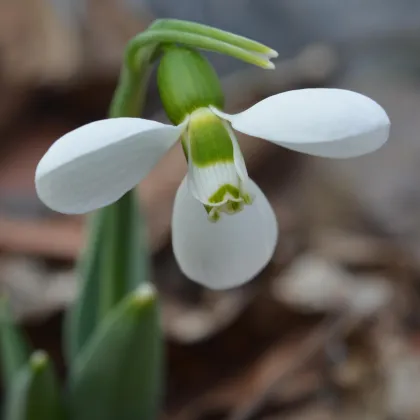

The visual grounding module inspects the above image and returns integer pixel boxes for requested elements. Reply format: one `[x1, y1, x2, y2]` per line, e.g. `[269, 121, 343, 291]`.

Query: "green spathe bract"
[151, 19, 277, 58]
[157, 46, 224, 124]
[126, 29, 275, 73]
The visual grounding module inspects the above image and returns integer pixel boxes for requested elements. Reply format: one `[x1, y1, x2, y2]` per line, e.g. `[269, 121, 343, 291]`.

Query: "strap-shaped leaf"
[3, 351, 63, 420]
[64, 211, 105, 364]
[69, 284, 162, 420]
[65, 191, 150, 365]
[0, 298, 30, 389]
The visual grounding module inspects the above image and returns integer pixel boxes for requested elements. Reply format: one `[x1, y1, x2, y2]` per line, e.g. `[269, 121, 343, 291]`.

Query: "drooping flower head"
[35, 45, 390, 289]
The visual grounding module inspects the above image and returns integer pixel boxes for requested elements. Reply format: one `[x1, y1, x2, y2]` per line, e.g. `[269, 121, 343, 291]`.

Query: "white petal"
[211, 89, 390, 158]
[36, 118, 186, 214]
[172, 177, 278, 289]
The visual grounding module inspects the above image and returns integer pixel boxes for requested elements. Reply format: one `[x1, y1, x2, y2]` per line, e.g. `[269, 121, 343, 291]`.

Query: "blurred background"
[1, 0, 420, 419]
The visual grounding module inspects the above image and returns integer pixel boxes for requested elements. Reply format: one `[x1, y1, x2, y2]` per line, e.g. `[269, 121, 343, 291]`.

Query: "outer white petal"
[36, 118, 186, 214]
[172, 177, 278, 289]
[211, 89, 390, 158]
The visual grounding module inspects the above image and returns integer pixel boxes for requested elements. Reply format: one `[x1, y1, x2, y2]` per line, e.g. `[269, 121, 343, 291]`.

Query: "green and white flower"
[35, 87, 390, 289]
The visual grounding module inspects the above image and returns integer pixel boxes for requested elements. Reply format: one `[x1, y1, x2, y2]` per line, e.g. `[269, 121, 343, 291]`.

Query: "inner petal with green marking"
[183, 107, 252, 222]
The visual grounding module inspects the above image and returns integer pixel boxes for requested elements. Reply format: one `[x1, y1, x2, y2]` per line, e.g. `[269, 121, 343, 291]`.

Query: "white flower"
[35, 88, 390, 289]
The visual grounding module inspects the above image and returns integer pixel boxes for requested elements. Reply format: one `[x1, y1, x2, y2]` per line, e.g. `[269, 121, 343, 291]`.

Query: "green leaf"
[69, 284, 163, 420]
[64, 211, 106, 365]
[98, 192, 150, 317]
[65, 191, 150, 365]
[4, 351, 63, 420]
[0, 298, 30, 389]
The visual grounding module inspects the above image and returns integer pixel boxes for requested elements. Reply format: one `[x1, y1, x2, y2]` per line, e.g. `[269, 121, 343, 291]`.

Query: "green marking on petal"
[204, 205, 221, 222]
[188, 108, 234, 167]
[226, 200, 244, 213]
[202, 182, 252, 222]
[242, 193, 253, 205]
[208, 184, 240, 204]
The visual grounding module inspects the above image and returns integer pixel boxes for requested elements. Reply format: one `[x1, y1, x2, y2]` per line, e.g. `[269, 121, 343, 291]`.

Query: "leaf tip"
[264, 60, 275, 70]
[30, 351, 49, 372]
[132, 283, 156, 308]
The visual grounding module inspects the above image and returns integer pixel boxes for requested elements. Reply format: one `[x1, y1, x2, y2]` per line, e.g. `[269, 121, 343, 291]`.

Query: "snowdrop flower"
[35, 48, 390, 290]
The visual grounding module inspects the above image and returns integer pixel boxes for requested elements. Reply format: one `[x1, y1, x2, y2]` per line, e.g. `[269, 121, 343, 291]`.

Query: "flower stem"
[93, 45, 156, 322]
[109, 46, 155, 118]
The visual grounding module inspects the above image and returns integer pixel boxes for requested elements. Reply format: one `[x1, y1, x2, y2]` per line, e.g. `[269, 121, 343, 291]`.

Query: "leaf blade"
[4, 351, 63, 420]
[0, 298, 30, 389]
[69, 284, 162, 420]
